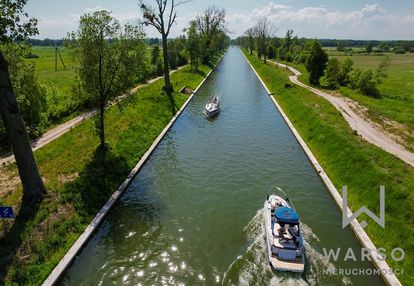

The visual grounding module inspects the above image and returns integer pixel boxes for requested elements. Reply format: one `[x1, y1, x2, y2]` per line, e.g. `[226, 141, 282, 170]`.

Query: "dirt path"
[270, 60, 414, 168]
[0, 66, 186, 166]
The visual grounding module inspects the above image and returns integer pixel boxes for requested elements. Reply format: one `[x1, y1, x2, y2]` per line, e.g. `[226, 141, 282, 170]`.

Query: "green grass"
[290, 52, 414, 150]
[328, 53, 414, 148]
[0, 64, 212, 285]
[29, 46, 77, 94]
[244, 50, 414, 285]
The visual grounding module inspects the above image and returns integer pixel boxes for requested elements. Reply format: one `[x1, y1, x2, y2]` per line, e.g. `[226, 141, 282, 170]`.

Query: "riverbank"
[0, 61, 217, 285]
[243, 50, 414, 285]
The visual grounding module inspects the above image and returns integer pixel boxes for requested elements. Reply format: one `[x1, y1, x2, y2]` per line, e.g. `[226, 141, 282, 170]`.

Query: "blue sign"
[0, 206, 15, 219]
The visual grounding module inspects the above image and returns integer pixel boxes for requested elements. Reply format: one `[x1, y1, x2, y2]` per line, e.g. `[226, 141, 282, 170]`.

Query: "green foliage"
[186, 20, 201, 72]
[66, 10, 147, 146]
[0, 44, 48, 137]
[284, 29, 294, 62]
[375, 56, 391, 83]
[0, 0, 38, 42]
[267, 44, 276, 59]
[305, 40, 328, 85]
[324, 57, 340, 88]
[337, 41, 345, 51]
[196, 7, 229, 65]
[352, 69, 380, 98]
[150, 45, 160, 65]
[365, 43, 373, 53]
[338, 57, 354, 86]
[394, 47, 406, 54]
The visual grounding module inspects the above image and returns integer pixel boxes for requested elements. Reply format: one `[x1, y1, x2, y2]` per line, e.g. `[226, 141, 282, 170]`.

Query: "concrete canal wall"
[240, 49, 401, 286]
[42, 57, 224, 286]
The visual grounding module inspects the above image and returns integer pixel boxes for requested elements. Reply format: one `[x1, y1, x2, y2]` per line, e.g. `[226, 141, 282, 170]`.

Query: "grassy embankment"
[29, 46, 162, 127]
[0, 56, 216, 285]
[295, 51, 414, 149]
[244, 50, 414, 285]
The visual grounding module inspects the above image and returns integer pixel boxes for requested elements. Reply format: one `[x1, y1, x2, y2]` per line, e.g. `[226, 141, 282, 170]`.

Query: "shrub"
[324, 57, 340, 88]
[267, 45, 276, 59]
[394, 47, 406, 54]
[338, 58, 354, 86]
[356, 70, 380, 98]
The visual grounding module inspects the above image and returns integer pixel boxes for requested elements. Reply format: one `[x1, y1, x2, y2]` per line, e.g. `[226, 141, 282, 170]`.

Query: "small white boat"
[264, 187, 305, 273]
[204, 96, 220, 117]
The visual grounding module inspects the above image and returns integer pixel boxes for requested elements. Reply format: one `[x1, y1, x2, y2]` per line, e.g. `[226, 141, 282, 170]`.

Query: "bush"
[356, 70, 380, 98]
[324, 57, 340, 88]
[268, 45, 276, 59]
[338, 58, 354, 86]
[394, 47, 406, 54]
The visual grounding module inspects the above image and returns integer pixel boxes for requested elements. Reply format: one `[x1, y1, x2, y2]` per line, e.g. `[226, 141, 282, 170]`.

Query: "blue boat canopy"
[275, 206, 299, 224]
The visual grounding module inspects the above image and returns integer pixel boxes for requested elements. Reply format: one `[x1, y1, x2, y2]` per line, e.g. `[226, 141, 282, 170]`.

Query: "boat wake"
[221, 209, 351, 286]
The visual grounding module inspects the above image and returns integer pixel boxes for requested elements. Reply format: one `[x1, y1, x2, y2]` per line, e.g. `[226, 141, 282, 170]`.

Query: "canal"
[59, 47, 384, 285]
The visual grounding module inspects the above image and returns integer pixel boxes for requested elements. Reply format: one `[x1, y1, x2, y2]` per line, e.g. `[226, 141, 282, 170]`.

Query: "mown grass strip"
[243, 50, 414, 285]
[0, 63, 213, 286]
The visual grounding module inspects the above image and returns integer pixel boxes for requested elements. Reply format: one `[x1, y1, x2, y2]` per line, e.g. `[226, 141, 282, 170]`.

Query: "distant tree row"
[239, 21, 390, 98]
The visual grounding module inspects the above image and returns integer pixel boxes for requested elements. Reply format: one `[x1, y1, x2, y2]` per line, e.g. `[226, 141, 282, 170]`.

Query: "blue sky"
[26, 0, 414, 40]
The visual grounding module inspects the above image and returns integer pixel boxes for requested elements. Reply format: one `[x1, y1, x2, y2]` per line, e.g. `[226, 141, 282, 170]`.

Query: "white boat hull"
[264, 195, 305, 273]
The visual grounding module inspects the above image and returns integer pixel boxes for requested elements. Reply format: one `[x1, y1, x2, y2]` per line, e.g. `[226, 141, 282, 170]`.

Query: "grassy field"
[0, 60, 214, 285]
[325, 51, 414, 149]
[30, 46, 77, 93]
[244, 50, 414, 285]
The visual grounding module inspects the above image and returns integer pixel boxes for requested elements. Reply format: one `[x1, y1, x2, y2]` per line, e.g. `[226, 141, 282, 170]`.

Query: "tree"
[284, 29, 293, 66]
[324, 57, 340, 88]
[337, 41, 345, 52]
[186, 20, 201, 72]
[305, 40, 328, 85]
[151, 45, 160, 65]
[140, 0, 187, 93]
[375, 56, 391, 83]
[365, 43, 373, 53]
[0, 0, 46, 203]
[244, 27, 255, 55]
[196, 6, 228, 64]
[357, 70, 380, 97]
[338, 57, 354, 86]
[67, 10, 146, 149]
[254, 18, 275, 64]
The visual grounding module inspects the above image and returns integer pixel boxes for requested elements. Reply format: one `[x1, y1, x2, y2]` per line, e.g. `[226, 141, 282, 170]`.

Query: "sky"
[25, 0, 414, 40]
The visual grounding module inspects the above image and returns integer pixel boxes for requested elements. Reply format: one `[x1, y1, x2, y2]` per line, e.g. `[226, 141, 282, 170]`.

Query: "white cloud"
[33, 2, 414, 40]
[227, 2, 414, 40]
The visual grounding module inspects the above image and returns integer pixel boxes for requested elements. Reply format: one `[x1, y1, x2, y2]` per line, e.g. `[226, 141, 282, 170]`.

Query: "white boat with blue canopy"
[264, 187, 305, 273]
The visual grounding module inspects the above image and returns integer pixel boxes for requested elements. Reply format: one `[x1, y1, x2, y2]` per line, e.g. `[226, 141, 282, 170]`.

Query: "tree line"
[238, 19, 390, 98]
[0, 0, 228, 208]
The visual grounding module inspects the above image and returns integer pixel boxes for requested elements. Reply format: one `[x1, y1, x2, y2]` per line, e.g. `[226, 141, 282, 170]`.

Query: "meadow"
[326, 51, 414, 149]
[244, 50, 414, 285]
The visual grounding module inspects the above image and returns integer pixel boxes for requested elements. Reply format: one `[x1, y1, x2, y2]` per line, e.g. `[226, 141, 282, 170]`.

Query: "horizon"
[26, 0, 414, 41]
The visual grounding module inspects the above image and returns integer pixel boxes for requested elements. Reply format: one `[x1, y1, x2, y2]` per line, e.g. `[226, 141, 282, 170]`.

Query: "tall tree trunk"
[99, 98, 105, 148]
[0, 52, 45, 203]
[162, 35, 172, 92]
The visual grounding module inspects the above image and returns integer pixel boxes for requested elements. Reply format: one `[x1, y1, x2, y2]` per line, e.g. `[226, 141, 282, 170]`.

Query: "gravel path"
[270, 60, 414, 168]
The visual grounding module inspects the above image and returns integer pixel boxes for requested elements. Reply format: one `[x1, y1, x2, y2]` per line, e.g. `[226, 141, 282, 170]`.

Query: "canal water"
[60, 47, 384, 285]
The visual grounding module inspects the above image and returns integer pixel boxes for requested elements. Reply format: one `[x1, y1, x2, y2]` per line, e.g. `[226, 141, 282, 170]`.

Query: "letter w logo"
[342, 186, 385, 229]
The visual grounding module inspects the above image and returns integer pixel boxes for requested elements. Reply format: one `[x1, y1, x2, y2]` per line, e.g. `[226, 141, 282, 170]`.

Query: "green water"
[60, 48, 385, 285]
